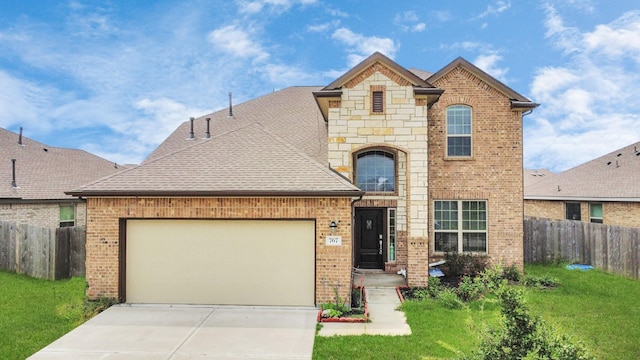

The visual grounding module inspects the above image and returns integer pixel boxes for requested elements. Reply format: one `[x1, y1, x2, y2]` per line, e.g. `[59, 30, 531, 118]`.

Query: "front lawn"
[313, 264, 640, 359]
[0, 271, 86, 359]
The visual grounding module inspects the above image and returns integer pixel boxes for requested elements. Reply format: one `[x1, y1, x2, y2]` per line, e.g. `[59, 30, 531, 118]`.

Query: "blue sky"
[1, 0, 639, 171]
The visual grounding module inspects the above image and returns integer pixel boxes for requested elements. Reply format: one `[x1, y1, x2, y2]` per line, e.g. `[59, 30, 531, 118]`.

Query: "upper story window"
[60, 205, 75, 227]
[446, 105, 472, 157]
[355, 150, 395, 192]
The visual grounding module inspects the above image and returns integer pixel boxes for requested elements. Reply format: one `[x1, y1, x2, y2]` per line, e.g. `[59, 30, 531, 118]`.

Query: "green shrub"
[444, 252, 488, 277]
[427, 276, 444, 298]
[523, 274, 560, 289]
[438, 288, 465, 309]
[464, 286, 593, 360]
[456, 276, 487, 302]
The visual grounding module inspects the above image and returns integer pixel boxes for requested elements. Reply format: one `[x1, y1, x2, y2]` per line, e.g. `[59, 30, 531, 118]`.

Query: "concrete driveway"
[29, 304, 318, 359]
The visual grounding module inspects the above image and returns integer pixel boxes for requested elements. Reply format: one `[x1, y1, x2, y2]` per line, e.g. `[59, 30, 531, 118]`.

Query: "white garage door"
[125, 219, 315, 306]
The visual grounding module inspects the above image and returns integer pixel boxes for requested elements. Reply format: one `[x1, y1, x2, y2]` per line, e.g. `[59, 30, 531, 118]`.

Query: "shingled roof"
[68, 123, 362, 197]
[146, 86, 328, 165]
[0, 127, 125, 200]
[525, 141, 640, 201]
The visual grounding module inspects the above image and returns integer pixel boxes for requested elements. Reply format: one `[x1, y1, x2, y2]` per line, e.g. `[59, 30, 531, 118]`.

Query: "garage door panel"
[126, 219, 315, 306]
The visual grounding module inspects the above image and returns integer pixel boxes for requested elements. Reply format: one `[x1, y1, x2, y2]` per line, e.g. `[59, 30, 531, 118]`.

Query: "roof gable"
[69, 123, 362, 197]
[428, 57, 539, 109]
[323, 52, 437, 90]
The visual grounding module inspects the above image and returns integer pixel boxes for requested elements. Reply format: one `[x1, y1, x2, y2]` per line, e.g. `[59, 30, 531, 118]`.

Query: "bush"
[464, 286, 593, 360]
[444, 252, 488, 277]
[438, 288, 465, 309]
[523, 274, 560, 289]
[456, 276, 486, 302]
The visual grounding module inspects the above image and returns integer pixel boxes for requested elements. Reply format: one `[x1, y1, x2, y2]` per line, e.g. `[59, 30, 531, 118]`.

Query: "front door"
[355, 208, 384, 269]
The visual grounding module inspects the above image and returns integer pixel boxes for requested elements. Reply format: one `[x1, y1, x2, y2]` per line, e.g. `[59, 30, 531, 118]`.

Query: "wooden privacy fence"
[524, 217, 640, 279]
[0, 221, 85, 280]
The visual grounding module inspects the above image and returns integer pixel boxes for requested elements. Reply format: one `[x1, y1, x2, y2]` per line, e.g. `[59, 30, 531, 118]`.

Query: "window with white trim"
[388, 208, 396, 261]
[446, 105, 472, 157]
[590, 203, 603, 224]
[434, 200, 487, 253]
[60, 205, 75, 228]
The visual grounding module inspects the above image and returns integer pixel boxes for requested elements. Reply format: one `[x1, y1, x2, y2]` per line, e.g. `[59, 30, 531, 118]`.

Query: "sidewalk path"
[317, 287, 411, 336]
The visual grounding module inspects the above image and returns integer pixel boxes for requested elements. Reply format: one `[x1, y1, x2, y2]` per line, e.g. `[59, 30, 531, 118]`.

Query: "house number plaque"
[326, 236, 342, 246]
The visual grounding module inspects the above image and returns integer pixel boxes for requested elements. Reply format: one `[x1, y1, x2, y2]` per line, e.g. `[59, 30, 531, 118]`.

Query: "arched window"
[355, 150, 395, 192]
[446, 105, 472, 157]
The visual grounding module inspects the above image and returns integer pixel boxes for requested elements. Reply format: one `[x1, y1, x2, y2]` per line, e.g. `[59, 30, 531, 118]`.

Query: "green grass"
[0, 271, 87, 360]
[313, 264, 640, 359]
[525, 264, 640, 359]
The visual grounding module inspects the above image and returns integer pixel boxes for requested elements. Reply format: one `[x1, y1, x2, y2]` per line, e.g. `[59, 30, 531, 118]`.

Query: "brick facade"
[429, 65, 525, 268]
[525, 199, 640, 227]
[84, 197, 353, 305]
[0, 201, 85, 228]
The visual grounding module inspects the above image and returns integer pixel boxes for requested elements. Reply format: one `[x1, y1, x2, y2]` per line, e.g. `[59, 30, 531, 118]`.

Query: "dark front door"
[355, 208, 384, 269]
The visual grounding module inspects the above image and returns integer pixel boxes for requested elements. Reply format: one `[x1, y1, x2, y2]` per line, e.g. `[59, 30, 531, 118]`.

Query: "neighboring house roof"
[427, 57, 539, 110]
[68, 123, 362, 197]
[523, 169, 555, 187]
[146, 86, 328, 165]
[525, 141, 640, 201]
[408, 67, 434, 81]
[0, 127, 126, 201]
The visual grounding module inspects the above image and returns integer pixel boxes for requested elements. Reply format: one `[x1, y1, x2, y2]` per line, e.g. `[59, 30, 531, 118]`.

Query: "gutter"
[65, 190, 365, 198]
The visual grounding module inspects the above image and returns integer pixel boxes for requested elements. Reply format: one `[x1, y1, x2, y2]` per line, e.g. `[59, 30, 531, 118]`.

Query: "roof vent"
[188, 117, 195, 140]
[617, 153, 622, 157]
[228, 92, 234, 118]
[11, 159, 17, 188]
[205, 118, 211, 138]
[18, 127, 23, 146]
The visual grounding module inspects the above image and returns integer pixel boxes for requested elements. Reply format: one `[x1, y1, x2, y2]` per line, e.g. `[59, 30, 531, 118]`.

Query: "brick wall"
[0, 201, 85, 228]
[525, 199, 640, 227]
[429, 65, 525, 268]
[84, 196, 353, 305]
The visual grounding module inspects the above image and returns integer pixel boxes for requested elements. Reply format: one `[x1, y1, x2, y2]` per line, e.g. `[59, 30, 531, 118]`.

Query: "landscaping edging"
[396, 286, 408, 303]
[317, 287, 368, 323]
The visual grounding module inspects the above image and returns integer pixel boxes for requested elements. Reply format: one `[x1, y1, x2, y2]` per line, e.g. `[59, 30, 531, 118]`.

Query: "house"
[524, 168, 554, 188]
[68, 52, 538, 307]
[525, 141, 640, 227]
[0, 127, 125, 228]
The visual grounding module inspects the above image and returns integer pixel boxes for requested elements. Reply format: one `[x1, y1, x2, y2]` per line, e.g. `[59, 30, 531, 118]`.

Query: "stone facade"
[84, 197, 353, 305]
[525, 199, 640, 227]
[327, 63, 430, 286]
[0, 201, 85, 228]
[428, 65, 525, 268]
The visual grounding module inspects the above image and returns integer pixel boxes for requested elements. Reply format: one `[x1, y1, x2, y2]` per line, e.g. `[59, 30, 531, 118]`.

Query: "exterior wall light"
[329, 221, 338, 235]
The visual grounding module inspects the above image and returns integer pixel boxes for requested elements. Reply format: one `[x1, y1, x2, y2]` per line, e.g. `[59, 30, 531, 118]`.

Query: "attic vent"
[372, 91, 384, 113]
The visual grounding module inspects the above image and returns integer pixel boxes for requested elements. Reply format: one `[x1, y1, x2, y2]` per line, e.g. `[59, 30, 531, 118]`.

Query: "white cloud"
[473, 53, 508, 81]
[525, 7, 640, 171]
[477, 0, 511, 18]
[583, 11, 640, 62]
[236, 0, 317, 14]
[394, 11, 426, 33]
[331, 28, 398, 66]
[208, 25, 270, 63]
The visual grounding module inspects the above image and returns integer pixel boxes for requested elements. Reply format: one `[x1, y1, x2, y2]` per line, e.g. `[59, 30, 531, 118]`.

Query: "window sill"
[444, 156, 474, 161]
